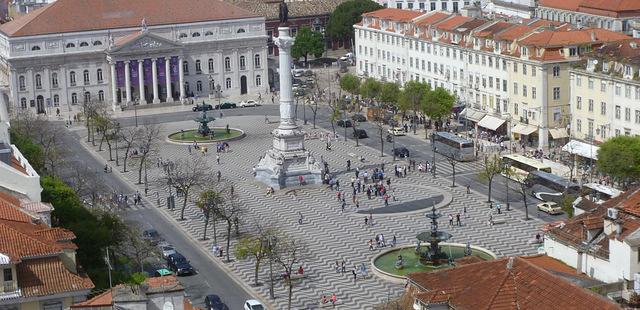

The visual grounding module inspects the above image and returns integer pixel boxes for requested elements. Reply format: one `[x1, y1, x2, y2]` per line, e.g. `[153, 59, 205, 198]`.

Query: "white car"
[243, 299, 264, 310]
[239, 100, 257, 107]
[387, 127, 406, 136]
[537, 202, 563, 215]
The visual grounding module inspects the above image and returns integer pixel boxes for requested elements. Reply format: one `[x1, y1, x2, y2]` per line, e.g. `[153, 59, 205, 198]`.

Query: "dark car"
[142, 229, 162, 245]
[215, 102, 236, 109]
[353, 129, 368, 139]
[167, 253, 195, 276]
[192, 104, 213, 112]
[392, 147, 410, 158]
[204, 294, 229, 310]
[337, 119, 353, 127]
[351, 114, 367, 122]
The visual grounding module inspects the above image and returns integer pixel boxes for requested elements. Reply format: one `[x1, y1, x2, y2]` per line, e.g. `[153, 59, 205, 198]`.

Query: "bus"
[432, 132, 475, 161]
[528, 170, 581, 194]
[502, 154, 551, 182]
[582, 183, 622, 204]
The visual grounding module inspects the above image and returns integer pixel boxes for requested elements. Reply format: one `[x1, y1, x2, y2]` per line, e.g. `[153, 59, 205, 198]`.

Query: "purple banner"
[131, 60, 139, 84]
[157, 58, 166, 84]
[171, 57, 179, 82]
[144, 59, 153, 85]
[116, 61, 125, 87]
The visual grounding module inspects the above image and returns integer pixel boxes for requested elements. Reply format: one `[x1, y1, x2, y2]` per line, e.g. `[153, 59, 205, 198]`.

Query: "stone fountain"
[415, 206, 453, 266]
[194, 102, 215, 136]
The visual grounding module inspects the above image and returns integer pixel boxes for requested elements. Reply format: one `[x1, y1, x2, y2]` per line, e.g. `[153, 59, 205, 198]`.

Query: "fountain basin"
[167, 128, 245, 143]
[371, 243, 497, 283]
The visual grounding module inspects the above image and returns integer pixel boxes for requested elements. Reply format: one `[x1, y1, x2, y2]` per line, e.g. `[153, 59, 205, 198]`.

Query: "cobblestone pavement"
[87, 116, 542, 309]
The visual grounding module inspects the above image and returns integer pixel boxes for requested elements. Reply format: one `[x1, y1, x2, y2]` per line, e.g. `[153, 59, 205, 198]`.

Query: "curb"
[165, 128, 247, 145]
[350, 184, 453, 218]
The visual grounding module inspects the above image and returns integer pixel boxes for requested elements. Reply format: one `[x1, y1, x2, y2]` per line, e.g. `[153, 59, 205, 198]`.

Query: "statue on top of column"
[278, 0, 288, 25]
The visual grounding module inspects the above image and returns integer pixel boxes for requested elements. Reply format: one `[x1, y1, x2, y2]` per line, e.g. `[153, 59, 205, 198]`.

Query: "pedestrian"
[216, 154, 220, 164]
[331, 294, 337, 307]
[341, 260, 346, 273]
[368, 239, 374, 250]
[341, 200, 346, 212]
[217, 171, 222, 182]
[383, 194, 389, 207]
[489, 214, 493, 226]
[335, 261, 340, 273]
[335, 179, 340, 191]
[449, 214, 454, 226]
[497, 203, 502, 214]
[364, 217, 368, 226]
[298, 175, 304, 186]
[346, 159, 351, 171]
[463, 205, 467, 218]
[298, 211, 303, 225]
[352, 269, 357, 282]
[369, 213, 373, 226]
[188, 145, 192, 154]
[392, 235, 397, 247]
[355, 197, 359, 209]
[466, 184, 470, 194]
[337, 190, 341, 201]
[456, 213, 461, 226]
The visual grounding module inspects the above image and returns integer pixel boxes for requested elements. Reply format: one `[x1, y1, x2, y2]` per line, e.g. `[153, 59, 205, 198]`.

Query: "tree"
[291, 27, 324, 64]
[196, 190, 224, 241]
[399, 80, 430, 134]
[597, 136, 640, 187]
[116, 225, 158, 273]
[120, 127, 142, 173]
[136, 123, 160, 185]
[235, 225, 277, 287]
[272, 235, 308, 310]
[379, 82, 400, 108]
[216, 186, 243, 262]
[478, 155, 504, 202]
[422, 87, 455, 139]
[510, 171, 532, 220]
[10, 111, 67, 175]
[359, 77, 382, 101]
[82, 99, 106, 146]
[163, 156, 214, 221]
[441, 150, 459, 187]
[339, 73, 360, 97]
[326, 0, 382, 44]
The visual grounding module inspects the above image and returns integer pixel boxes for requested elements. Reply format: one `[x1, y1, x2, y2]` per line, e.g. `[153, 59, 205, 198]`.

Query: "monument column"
[152, 59, 159, 103]
[110, 62, 118, 109]
[138, 60, 146, 104]
[125, 61, 132, 103]
[276, 28, 295, 129]
[165, 57, 173, 102]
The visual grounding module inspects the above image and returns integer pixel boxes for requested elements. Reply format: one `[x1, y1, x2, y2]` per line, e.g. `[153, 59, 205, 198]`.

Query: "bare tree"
[510, 169, 532, 220]
[196, 189, 224, 242]
[235, 224, 278, 287]
[115, 225, 159, 273]
[11, 110, 67, 175]
[82, 99, 106, 146]
[272, 235, 308, 310]
[308, 99, 319, 129]
[478, 155, 504, 202]
[442, 151, 459, 187]
[136, 123, 160, 185]
[120, 127, 142, 172]
[63, 163, 106, 206]
[216, 185, 243, 262]
[163, 156, 214, 220]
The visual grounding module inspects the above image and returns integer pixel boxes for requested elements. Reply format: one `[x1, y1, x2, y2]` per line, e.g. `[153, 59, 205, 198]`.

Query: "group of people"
[367, 233, 397, 250]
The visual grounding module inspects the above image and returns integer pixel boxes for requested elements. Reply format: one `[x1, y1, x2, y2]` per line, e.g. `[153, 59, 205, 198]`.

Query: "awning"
[460, 108, 486, 123]
[477, 115, 506, 131]
[512, 124, 538, 135]
[548, 128, 569, 139]
[562, 140, 599, 160]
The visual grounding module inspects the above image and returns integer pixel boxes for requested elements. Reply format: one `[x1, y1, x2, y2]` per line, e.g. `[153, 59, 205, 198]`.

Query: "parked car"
[204, 294, 229, 310]
[351, 114, 367, 122]
[537, 202, 563, 215]
[337, 119, 353, 127]
[215, 102, 236, 109]
[159, 244, 176, 259]
[167, 253, 195, 276]
[243, 300, 265, 310]
[153, 268, 173, 277]
[142, 229, 161, 245]
[392, 147, 410, 158]
[292, 69, 305, 77]
[192, 104, 213, 111]
[353, 129, 368, 139]
[238, 100, 257, 107]
[387, 127, 406, 136]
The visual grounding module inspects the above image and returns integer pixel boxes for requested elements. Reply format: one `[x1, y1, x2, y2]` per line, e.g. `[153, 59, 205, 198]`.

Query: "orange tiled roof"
[0, 222, 60, 261]
[473, 22, 513, 38]
[540, 0, 640, 17]
[538, 0, 584, 11]
[408, 256, 620, 310]
[435, 15, 472, 31]
[494, 24, 535, 41]
[34, 227, 76, 242]
[519, 28, 630, 47]
[414, 12, 450, 26]
[17, 256, 94, 297]
[0, 193, 33, 223]
[71, 289, 114, 308]
[363, 8, 423, 23]
[0, 0, 258, 37]
[146, 275, 181, 290]
[587, 39, 640, 65]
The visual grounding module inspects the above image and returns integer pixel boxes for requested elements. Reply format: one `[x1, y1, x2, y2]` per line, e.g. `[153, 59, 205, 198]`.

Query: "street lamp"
[430, 132, 437, 177]
[303, 96, 308, 125]
[390, 134, 396, 161]
[208, 74, 214, 99]
[504, 159, 510, 211]
[134, 97, 139, 127]
[215, 84, 222, 107]
[267, 236, 278, 300]
[114, 122, 120, 166]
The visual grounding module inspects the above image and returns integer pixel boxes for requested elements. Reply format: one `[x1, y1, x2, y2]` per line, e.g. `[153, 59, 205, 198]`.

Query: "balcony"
[0, 281, 21, 301]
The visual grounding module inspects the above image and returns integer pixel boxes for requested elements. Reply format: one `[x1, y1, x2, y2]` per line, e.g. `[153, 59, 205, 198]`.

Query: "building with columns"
[536, 0, 640, 36]
[0, 0, 269, 113]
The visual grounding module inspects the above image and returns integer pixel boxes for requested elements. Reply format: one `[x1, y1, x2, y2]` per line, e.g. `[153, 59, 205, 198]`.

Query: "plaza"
[84, 114, 542, 309]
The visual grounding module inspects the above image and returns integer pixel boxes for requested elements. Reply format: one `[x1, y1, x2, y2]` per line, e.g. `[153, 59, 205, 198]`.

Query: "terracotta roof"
[71, 289, 113, 308]
[435, 15, 472, 31]
[539, 0, 640, 17]
[473, 22, 513, 38]
[0, 222, 60, 261]
[539, 0, 582, 11]
[226, 0, 346, 21]
[581, 0, 640, 11]
[588, 39, 640, 65]
[0, 0, 258, 37]
[408, 256, 620, 310]
[34, 227, 76, 242]
[518, 28, 630, 47]
[0, 192, 33, 223]
[19, 200, 53, 214]
[146, 275, 182, 290]
[364, 8, 424, 23]
[414, 12, 450, 26]
[17, 256, 94, 297]
[494, 24, 535, 41]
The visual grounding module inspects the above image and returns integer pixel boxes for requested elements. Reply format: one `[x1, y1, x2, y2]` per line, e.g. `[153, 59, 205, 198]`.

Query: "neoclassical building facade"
[0, 0, 269, 113]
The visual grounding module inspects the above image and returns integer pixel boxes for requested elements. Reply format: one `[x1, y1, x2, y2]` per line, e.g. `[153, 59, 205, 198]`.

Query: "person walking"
[392, 235, 397, 247]
[341, 260, 346, 273]
[456, 213, 461, 226]
[368, 239, 374, 250]
[466, 184, 470, 194]
[364, 217, 368, 226]
[217, 171, 222, 182]
[463, 205, 467, 218]
[352, 268, 357, 282]
[346, 159, 351, 171]
[298, 211, 303, 225]
[341, 200, 346, 212]
[449, 214, 454, 226]
[216, 154, 220, 164]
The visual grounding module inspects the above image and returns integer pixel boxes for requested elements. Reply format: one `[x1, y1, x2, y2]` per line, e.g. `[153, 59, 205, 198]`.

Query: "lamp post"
[391, 134, 396, 161]
[134, 97, 139, 127]
[208, 74, 214, 99]
[431, 132, 437, 177]
[114, 122, 120, 166]
[303, 96, 308, 125]
[504, 159, 510, 211]
[267, 236, 278, 300]
[215, 84, 222, 107]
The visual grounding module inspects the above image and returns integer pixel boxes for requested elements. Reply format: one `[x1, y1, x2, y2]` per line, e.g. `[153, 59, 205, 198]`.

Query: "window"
[53, 94, 59, 106]
[83, 70, 90, 85]
[195, 60, 202, 73]
[208, 58, 214, 72]
[514, 103, 519, 115]
[205, 31, 214, 36]
[93, 40, 102, 46]
[35, 74, 42, 89]
[532, 67, 536, 77]
[576, 76, 582, 86]
[588, 78, 594, 89]
[626, 86, 632, 98]
[502, 80, 507, 92]
[69, 71, 76, 86]
[97, 69, 103, 83]
[513, 63, 517, 73]
[66, 43, 75, 48]
[615, 105, 621, 119]
[192, 32, 201, 37]
[254, 54, 261, 68]
[31, 46, 40, 51]
[183, 61, 189, 74]
[3, 268, 12, 282]
[522, 64, 527, 75]
[601, 81, 606, 92]
[615, 85, 621, 96]
[552, 65, 560, 77]
[513, 82, 518, 95]
[576, 96, 582, 110]
[626, 108, 631, 121]
[256, 75, 262, 86]
[20, 98, 27, 109]
[79, 42, 89, 47]
[196, 80, 202, 92]
[84, 91, 90, 103]
[576, 119, 582, 132]
[184, 82, 190, 93]
[532, 87, 536, 99]
[225, 77, 231, 89]
[179, 33, 188, 39]
[71, 93, 77, 104]
[636, 87, 640, 100]
[600, 102, 606, 115]
[290, 27, 297, 36]
[588, 99, 594, 112]
[18, 75, 25, 91]
[224, 57, 231, 71]
[51, 73, 58, 88]
[98, 90, 104, 102]
[553, 87, 560, 100]
[240, 56, 246, 70]
[523, 85, 527, 97]
[636, 110, 640, 124]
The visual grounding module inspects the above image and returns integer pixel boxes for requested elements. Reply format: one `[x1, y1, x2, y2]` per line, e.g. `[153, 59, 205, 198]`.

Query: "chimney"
[616, 222, 623, 237]
[577, 20, 582, 29]
[590, 31, 597, 42]
[506, 257, 514, 270]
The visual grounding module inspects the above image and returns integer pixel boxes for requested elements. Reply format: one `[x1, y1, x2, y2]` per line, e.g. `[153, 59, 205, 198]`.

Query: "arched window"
[184, 82, 190, 93]
[71, 93, 78, 104]
[53, 94, 59, 106]
[20, 98, 27, 109]
[205, 31, 213, 36]
[79, 42, 89, 47]
[97, 69, 103, 82]
[236, 28, 245, 33]
[93, 41, 102, 46]
[254, 54, 261, 68]
[225, 77, 231, 89]
[69, 71, 76, 86]
[239, 56, 246, 70]
[256, 75, 262, 87]
[179, 33, 188, 39]
[51, 72, 58, 88]
[84, 91, 91, 103]
[195, 60, 202, 73]
[224, 57, 231, 71]
[208, 58, 214, 72]
[35, 74, 42, 89]
[183, 61, 189, 74]
[66, 43, 75, 48]
[209, 79, 215, 91]
[31, 46, 41, 51]
[83, 70, 90, 85]
[196, 80, 202, 92]
[192, 32, 201, 37]
[18, 75, 25, 91]
[98, 90, 105, 102]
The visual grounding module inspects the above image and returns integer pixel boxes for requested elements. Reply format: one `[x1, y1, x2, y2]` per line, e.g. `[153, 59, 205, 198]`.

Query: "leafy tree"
[235, 226, 278, 287]
[272, 235, 308, 310]
[359, 77, 382, 100]
[379, 82, 400, 106]
[291, 27, 325, 64]
[478, 155, 504, 202]
[9, 128, 44, 172]
[339, 73, 360, 97]
[422, 87, 455, 139]
[399, 81, 430, 134]
[598, 136, 640, 187]
[120, 127, 142, 173]
[10, 111, 66, 175]
[196, 190, 224, 241]
[216, 186, 243, 262]
[326, 0, 382, 42]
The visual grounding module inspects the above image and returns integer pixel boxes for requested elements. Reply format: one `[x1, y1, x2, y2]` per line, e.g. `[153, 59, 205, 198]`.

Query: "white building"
[381, 0, 477, 14]
[0, 0, 269, 113]
[536, 0, 640, 36]
[489, 0, 536, 19]
[9, 0, 54, 17]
